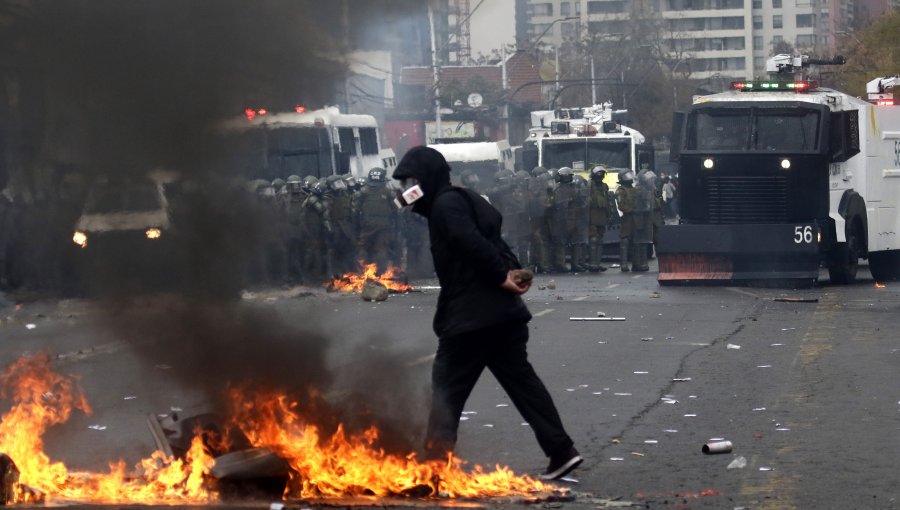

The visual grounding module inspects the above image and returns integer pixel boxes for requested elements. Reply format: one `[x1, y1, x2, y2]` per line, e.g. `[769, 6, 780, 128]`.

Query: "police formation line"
[245, 165, 670, 285]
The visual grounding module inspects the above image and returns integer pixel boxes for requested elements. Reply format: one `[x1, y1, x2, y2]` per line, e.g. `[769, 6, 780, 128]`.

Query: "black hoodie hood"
[392, 146, 452, 217]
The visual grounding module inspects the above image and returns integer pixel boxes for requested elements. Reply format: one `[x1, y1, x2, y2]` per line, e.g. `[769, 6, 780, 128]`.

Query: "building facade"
[517, 0, 864, 79]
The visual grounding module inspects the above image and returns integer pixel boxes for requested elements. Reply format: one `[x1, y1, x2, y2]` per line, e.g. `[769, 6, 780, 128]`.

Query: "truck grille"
[706, 175, 788, 224]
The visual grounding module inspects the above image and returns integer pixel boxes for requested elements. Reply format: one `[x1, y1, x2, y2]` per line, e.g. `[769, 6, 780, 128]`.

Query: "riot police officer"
[356, 167, 397, 269]
[615, 171, 637, 272]
[632, 167, 658, 271]
[459, 169, 482, 193]
[527, 166, 553, 272]
[588, 166, 612, 272]
[284, 174, 308, 282]
[550, 167, 588, 272]
[302, 177, 332, 279]
[325, 174, 356, 274]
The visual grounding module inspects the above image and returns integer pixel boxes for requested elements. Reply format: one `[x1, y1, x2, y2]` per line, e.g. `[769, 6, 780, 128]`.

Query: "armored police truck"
[658, 55, 900, 284]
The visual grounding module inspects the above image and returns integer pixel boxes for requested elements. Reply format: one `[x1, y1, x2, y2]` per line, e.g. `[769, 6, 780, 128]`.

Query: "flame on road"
[0, 355, 547, 504]
[0, 354, 215, 504]
[875, 282, 886, 289]
[328, 263, 413, 293]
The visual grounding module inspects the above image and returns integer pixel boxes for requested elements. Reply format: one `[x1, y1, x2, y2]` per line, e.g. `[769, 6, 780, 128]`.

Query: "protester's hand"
[501, 270, 532, 294]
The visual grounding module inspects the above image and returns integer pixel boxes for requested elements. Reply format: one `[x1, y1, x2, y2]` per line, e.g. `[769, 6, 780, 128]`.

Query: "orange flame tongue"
[0, 354, 216, 504]
[0, 356, 549, 504]
[230, 391, 548, 499]
[328, 263, 413, 293]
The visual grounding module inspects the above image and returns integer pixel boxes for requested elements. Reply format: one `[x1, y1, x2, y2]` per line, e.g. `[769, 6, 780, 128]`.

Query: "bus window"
[269, 126, 332, 178]
[338, 128, 357, 156]
[359, 128, 379, 155]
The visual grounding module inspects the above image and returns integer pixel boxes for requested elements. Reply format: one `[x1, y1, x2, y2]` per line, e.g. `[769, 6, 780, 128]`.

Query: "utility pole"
[428, 3, 442, 142]
[590, 56, 596, 104]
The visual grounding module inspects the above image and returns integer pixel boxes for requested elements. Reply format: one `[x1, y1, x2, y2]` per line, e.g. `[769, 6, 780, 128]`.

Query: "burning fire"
[328, 263, 413, 293]
[0, 355, 548, 504]
[0, 354, 216, 504]
[875, 282, 886, 289]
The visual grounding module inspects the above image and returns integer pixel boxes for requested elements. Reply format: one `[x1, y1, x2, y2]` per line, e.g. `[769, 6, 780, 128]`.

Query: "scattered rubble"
[361, 282, 389, 302]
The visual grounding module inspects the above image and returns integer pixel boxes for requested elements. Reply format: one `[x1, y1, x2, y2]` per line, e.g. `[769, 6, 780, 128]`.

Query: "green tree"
[832, 12, 900, 96]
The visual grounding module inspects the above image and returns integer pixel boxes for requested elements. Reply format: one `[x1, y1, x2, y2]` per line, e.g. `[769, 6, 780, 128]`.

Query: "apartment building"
[517, 0, 856, 79]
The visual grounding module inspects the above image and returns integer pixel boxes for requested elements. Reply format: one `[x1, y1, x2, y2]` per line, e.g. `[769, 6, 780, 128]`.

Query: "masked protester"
[392, 146, 582, 481]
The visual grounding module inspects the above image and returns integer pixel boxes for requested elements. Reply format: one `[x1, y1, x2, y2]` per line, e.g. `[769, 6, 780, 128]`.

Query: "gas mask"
[394, 177, 425, 208]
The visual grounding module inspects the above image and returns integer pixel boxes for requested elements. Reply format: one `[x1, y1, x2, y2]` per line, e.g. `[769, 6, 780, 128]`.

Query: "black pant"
[425, 321, 573, 459]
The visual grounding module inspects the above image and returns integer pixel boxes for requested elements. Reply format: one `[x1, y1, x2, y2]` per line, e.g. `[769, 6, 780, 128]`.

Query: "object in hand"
[511, 269, 534, 285]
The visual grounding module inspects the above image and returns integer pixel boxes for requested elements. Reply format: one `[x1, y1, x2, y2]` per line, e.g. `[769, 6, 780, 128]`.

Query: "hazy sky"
[469, 0, 516, 58]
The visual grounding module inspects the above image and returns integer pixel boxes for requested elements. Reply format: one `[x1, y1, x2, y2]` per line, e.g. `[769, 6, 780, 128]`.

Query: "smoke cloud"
[2, 1, 430, 453]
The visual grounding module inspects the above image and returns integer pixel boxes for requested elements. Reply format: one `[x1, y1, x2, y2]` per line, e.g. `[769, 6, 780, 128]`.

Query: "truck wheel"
[828, 223, 859, 284]
[869, 251, 900, 281]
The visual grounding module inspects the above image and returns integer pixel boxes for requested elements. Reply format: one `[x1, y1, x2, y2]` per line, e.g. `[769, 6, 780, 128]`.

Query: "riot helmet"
[618, 170, 635, 186]
[590, 165, 607, 182]
[286, 174, 302, 194]
[460, 169, 480, 187]
[557, 167, 574, 184]
[312, 177, 328, 195]
[530, 166, 547, 178]
[368, 167, 387, 184]
[494, 170, 514, 186]
[326, 174, 347, 192]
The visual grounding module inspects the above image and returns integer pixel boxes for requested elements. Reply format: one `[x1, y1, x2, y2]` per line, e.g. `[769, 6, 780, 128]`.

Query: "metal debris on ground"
[88, 425, 107, 431]
[727, 343, 741, 349]
[649, 292, 661, 298]
[726, 456, 747, 470]
[25, 323, 36, 330]
[702, 440, 733, 454]
[672, 377, 692, 382]
[641, 337, 652, 341]
[772, 297, 819, 303]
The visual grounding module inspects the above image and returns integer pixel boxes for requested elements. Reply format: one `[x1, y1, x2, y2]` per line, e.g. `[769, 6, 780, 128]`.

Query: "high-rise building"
[517, 0, 859, 79]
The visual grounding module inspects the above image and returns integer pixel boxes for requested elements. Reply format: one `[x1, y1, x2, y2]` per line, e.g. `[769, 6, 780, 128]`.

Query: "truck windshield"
[85, 183, 161, 214]
[691, 108, 820, 151]
[543, 139, 631, 170]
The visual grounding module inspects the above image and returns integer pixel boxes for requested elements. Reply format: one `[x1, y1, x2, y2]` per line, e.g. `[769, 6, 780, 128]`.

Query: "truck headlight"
[703, 158, 714, 169]
[781, 158, 791, 169]
[73, 231, 88, 248]
[146, 228, 162, 240]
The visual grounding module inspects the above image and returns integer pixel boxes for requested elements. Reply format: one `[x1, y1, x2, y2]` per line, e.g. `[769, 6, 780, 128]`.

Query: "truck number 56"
[794, 226, 814, 244]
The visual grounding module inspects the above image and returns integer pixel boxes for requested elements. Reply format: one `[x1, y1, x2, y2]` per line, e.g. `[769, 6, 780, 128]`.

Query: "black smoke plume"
[2, 0, 430, 454]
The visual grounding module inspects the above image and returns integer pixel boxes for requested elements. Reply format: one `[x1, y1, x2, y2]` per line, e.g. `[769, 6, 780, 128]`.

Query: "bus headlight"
[703, 158, 714, 169]
[146, 228, 162, 240]
[73, 231, 88, 248]
[781, 158, 791, 169]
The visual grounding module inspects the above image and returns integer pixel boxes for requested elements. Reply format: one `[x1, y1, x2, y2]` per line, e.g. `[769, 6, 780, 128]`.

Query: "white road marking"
[533, 308, 556, 317]
[573, 296, 588, 301]
[726, 287, 761, 299]
[606, 283, 620, 289]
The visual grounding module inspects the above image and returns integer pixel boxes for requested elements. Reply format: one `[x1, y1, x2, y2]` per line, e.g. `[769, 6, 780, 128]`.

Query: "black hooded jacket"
[393, 146, 531, 339]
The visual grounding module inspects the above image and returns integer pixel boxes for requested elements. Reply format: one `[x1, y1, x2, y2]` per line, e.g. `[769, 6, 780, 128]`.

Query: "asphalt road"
[1, 262, 898, 510]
